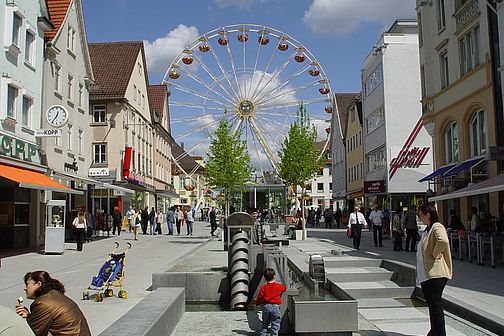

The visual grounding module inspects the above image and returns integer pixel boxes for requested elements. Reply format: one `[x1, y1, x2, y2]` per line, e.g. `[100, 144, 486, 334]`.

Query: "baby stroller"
[83, 242, 131, 302]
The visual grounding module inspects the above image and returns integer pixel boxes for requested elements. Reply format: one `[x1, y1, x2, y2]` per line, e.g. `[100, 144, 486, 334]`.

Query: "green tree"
[205, 119, 253, 216]
[277, 102, 323, 239]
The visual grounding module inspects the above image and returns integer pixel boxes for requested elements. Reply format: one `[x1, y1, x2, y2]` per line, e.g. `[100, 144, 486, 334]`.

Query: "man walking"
[404, 204, 419, 252]
[149, 207, 156, 235]
[348, 206, 367, 250]
[141, 207, 149, 234]
[334, 207, 342, 228]
[369, 204, 384, 247]
[112, 206, 122, 236]
[324, 207, 333, 228]
[166, 206, 174, 235]
[186, 205, 194, 235]
[209, 207, 217, 237]
[174, 206, 183, 235]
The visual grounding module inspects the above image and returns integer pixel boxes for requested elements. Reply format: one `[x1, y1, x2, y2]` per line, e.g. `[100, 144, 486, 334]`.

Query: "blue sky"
[82, 0, 417, 168]
[82, 0, 417, 92]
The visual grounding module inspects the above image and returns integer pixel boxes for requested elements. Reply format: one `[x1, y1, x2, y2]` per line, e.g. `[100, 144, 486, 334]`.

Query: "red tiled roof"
[148, 84, 168, 117]
[88, 41, 148, 101]
[45, 0, 71, 41]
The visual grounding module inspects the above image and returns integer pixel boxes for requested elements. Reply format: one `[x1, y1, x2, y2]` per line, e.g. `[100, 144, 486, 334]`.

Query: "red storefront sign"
[122, 146, 132, 178]
[364, 180, 385, 193]
[389, 118, 429, 179]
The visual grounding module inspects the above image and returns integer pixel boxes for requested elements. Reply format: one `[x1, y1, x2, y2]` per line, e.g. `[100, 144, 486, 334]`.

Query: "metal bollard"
[229, 230, 249, 310]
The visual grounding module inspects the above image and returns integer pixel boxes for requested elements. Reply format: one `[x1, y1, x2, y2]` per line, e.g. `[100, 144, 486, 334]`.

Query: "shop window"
[469, 110, 487, 156]
[444, 122, 459, 163]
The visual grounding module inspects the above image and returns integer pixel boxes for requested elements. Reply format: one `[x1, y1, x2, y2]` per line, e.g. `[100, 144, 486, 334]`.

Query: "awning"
[0, 164, 82, 194]
[98, 183, 135, 195]
[429, 173, 504, 202]
[443, 157, 485, 178]
[418, 164, 456, 182]
[155, 189, 180, 198]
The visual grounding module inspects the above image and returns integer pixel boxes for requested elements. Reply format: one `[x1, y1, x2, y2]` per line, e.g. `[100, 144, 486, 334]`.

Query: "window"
[141, 94, 145, 109]
[12, 13, 22, 47]
[78, 129, 83, 155]
[329, 183, 332, 191]
[420, 65, 426, 97]
[459, 26, 480, 76]
[67, 124, 73, 151]
[366, 105, 385, 134]
[469, 110, 487, 156]
[134, 85, 137, 101]
[24, 30, 35, 64]
[351, 109, 355, 122]
[317, 183, 324, 192]
[78, 83, 84, 107]
[138, 61, 142, 75]
[418, 12, 423, 45]
[67, 74, 74, 101]
[54, 64, 61, 93]
[440, 51, 449, 88]
[436, 0, 446, 31]
[93, 143, 107, 163]
[444, 122, 459, 163]
[366, 147, 387, 173]
[7, 85, 18, 118]
[22, 96, 32, 127]
[363, 64, 383, 97]
[93, 105, 106, 123]
[67, 26, 75, 52]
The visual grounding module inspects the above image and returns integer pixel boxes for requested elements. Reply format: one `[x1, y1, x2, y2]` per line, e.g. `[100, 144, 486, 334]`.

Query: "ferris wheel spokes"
[175, 112, 232, 141]
[207, 37, 241, 101]
[248, 35, 285, 101]
[255, 78, 322, 107]
[169, 82, 232, 110]
[248, 118, 277, 171]
[247, 27, 268, 99]
[222, 30, 245, 101]
[250, 49, 296, 102]
[256, 97, 328, 112]
[169, 101, 229, 112]
[177, 54, 237, 106]
[255, 62, 312, 104]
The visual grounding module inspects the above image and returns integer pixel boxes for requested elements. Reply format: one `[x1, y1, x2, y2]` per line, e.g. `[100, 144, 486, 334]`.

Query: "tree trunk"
[301, 187, 307, 240]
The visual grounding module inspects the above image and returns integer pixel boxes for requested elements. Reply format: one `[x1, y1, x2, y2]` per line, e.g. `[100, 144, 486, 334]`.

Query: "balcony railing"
[455, 0, 479, 33]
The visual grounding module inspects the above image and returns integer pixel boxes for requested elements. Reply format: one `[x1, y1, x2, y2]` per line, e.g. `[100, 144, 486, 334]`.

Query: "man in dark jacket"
[149, 207, 156, 235]
[404, 204, 419, 252]
[112, 207, 122, 236]
[141, 207, 149, 234]
[209, 207, 217, 237]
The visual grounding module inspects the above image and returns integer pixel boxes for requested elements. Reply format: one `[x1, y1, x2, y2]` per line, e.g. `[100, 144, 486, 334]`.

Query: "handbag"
[346, 227, 353, 238]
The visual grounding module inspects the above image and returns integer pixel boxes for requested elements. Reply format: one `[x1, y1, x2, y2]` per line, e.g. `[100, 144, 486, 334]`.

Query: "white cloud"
[144, 24, 200, 78]
[214, 0, 253, 9]
[303, 0, 416, 36]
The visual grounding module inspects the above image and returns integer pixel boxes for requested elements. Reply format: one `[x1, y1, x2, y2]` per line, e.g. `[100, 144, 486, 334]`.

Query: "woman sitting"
[15, 271, 91, 336]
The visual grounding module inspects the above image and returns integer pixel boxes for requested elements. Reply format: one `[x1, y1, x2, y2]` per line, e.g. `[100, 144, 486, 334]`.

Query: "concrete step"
[357, 298, 408, 309]
[323, 256, 382, 268]
[325, 267, 394, 282]
[334, 281, 415, 299]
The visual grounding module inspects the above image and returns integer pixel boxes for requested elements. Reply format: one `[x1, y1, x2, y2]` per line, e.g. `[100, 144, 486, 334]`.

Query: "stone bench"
[99, 287, 185, 336]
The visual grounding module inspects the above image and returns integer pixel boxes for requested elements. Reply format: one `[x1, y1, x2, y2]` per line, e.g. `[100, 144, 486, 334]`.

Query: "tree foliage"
[204, 119, 253, 212]
[277, 103, 322, 188]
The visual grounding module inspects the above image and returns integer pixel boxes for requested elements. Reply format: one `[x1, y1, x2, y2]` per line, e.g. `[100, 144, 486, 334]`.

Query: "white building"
[0, 0, 74, 248]
[361, 20, 433, 212]
[42, 0, 95, 212]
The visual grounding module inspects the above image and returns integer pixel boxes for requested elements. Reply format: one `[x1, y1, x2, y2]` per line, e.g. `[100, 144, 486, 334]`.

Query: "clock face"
[46, 105, 69, 127]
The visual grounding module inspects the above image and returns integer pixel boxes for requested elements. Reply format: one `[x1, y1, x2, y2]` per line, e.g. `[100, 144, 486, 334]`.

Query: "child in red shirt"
[256, 268, 287, 336]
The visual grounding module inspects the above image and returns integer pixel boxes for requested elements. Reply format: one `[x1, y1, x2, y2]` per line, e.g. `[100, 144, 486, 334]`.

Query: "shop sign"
[113, 189, 126, 196]
[89, 167, 110, 176]
[364, 180, 385, 193]
[389, 117, 429, 179]
[489, 146, 504, 161]
[0, 132, 41, 164]
[125, 171, 146, 185]
[34, 129, 62, 137]
[64, 160, 78, 173]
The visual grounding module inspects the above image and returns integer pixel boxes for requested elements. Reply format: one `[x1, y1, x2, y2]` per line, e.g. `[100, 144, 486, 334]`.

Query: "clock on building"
[46, 105, 69, 127]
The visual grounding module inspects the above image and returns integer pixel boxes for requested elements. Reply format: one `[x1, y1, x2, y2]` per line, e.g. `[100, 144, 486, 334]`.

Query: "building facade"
[344, 94, 364, 212]
[331, 94, 348, 211]
[148, 84, 178, 212]
[417, 0, 502, 224]
[88, 41, 155, 214]
[42, 0, 95, 219]
[0, 0, 76, 248]
[362, 20, 433, 212]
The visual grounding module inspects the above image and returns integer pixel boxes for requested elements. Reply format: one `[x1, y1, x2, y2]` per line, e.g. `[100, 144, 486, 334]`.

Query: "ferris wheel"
[163, 24, 338, 178]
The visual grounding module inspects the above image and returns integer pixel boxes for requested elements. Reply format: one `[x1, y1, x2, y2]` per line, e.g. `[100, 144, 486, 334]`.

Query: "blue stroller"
[83, 242, 131, 302]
